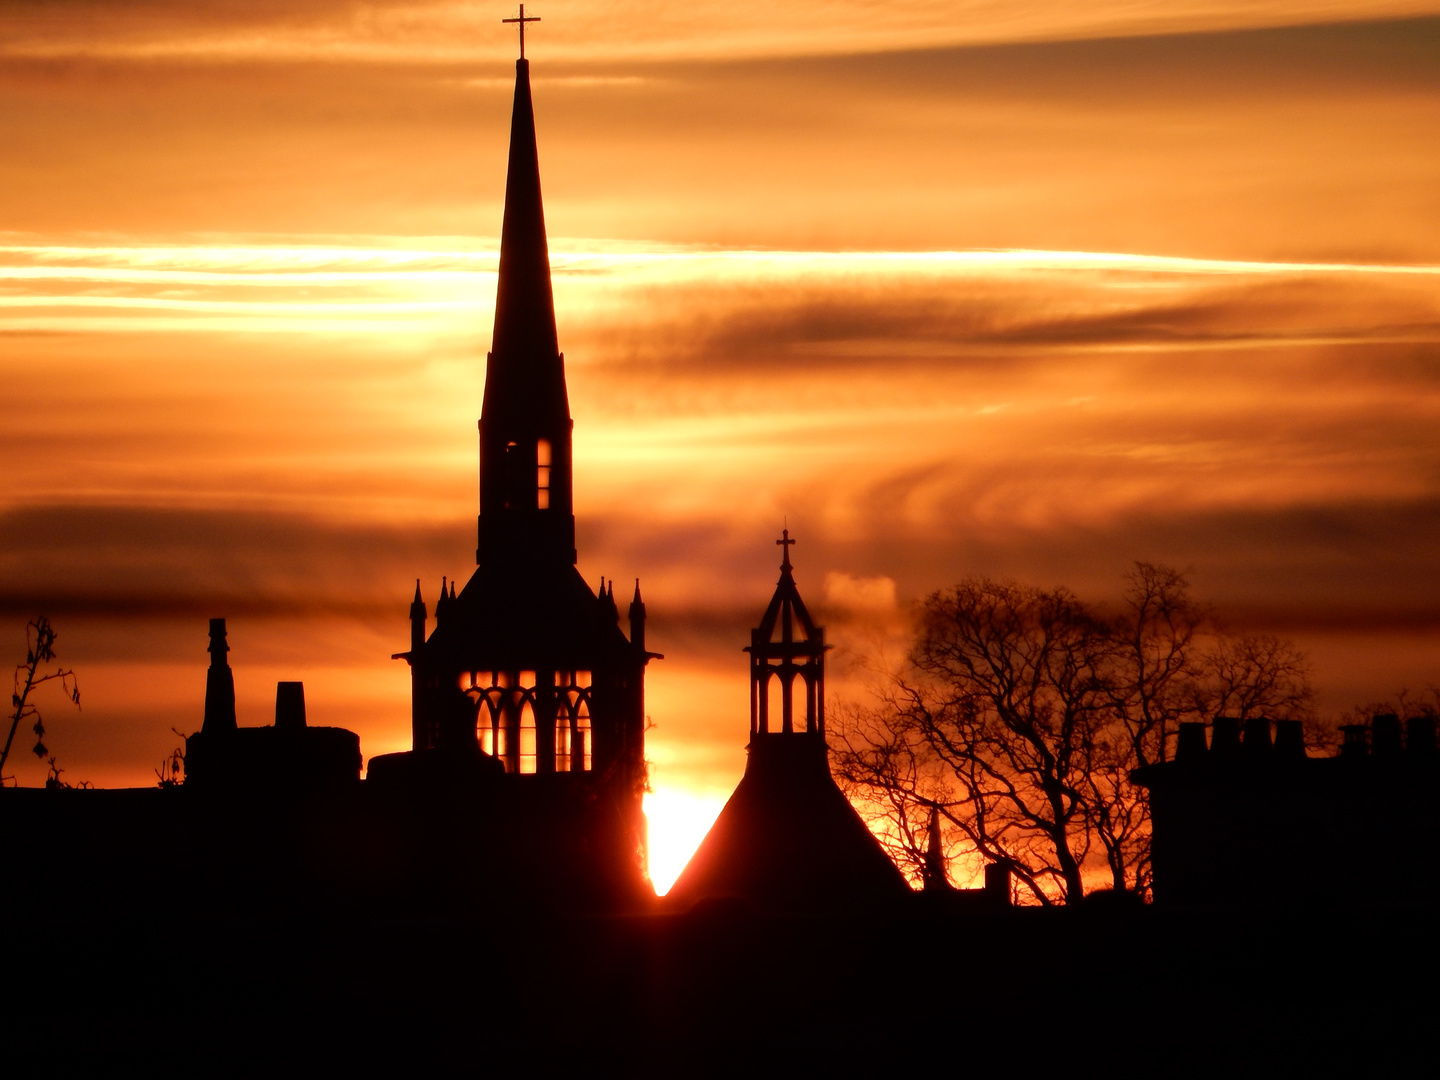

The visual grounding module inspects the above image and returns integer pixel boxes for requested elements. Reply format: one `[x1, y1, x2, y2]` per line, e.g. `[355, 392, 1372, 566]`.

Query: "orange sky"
[3, 2, 1440, 889]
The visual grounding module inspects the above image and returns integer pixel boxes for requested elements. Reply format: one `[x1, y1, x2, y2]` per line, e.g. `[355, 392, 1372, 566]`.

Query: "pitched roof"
[666, 733, 910, 910]
[425, 561, 629, 673]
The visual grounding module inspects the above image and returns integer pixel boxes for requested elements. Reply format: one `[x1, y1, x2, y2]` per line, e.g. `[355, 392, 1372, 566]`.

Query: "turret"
[409, 580, 427, 655]
[598, 577, 619, 623]
[628, 579, 646, 653]
[746, 529, 828, 738]
[664, 530, 909, 909]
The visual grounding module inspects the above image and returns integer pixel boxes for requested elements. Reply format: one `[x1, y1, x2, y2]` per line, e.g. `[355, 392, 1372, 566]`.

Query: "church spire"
[477, 53, 576, 567]
[488, 56, 561, 391]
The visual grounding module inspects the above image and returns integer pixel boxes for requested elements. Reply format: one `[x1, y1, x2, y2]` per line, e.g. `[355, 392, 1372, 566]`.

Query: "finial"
[450, 580, 457, 600]
[777, 528, 796, 572]
[503, 4, 541, 59]
[632, 578, 642, 603]
[412, 579, 423, 603]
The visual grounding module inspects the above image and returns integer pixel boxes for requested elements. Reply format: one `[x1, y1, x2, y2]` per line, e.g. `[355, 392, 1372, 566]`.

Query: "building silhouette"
[666, 532, 909, 909]
[184, 619, 361, 792]
[1135, 713, 1440, 906]
[365, 54, 656, 906]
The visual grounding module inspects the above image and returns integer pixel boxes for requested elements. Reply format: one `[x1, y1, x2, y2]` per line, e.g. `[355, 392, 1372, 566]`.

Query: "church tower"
[666, 533, 908, 910]
[376, 47, 655, 900]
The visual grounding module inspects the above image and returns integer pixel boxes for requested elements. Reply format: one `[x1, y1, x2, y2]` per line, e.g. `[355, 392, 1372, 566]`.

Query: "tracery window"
[557, 669, 593, 772]
[462, 668, 591, 774]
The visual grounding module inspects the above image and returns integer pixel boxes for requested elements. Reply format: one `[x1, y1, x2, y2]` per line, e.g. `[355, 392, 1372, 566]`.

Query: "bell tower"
[665, 532, 908, 910]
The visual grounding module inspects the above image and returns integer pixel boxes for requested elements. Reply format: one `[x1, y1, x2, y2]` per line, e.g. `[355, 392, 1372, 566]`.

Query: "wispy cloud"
[4, 1, 1437, 63]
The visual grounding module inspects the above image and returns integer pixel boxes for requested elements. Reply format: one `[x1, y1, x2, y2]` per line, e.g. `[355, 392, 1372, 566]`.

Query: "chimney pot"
[1406, 715, 1436, 755]
[275, 681, 306, 732]
[1211, 716, 1242, 759]
[1372, 713, 1403, 757]
[1340, 723, 1369, 759]
[1176, 722, 1208, 763]
[1243, 715, 1272, 756]
[1274, 718, 1306, 761]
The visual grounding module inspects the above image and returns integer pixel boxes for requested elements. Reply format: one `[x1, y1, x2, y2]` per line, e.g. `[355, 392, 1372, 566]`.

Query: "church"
[358, 45, 659, 908]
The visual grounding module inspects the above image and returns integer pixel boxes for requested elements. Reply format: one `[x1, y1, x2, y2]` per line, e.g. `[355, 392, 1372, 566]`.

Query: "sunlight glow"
[5, 242, 1436, 338]
[644, 788, 729, 895]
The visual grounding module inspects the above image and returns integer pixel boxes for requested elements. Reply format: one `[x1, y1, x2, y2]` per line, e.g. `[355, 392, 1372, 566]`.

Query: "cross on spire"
[777, 528, 796, 571]
[503, 4, 541, 59]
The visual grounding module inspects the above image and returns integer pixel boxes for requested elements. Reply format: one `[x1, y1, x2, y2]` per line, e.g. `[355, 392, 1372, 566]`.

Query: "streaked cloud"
[4, 18, 1439, 256]
[4, 1, 1438, 62]
[5, 240, 1440, 798]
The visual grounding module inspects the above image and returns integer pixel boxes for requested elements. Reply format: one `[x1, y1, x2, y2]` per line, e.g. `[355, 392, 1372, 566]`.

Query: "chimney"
[1176, 722, 1208, 763]
[1372, 713, 1403, 757]
[1340, 724, 1368, 759]
[1243, 716, 1272, 757]
[1406, 715, 1436, 755]
[1211, 716, 1242, 759]
[983, 862, 1012, 907]
[202, 618, 238, 736]
[275, 681, 307, 732]
[922, 805, 950, 893]
[1274, 718, 1306, 761]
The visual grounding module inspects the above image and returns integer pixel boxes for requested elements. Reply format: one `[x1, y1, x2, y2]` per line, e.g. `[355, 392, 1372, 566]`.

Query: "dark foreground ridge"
[17, 903, 1437, 1071]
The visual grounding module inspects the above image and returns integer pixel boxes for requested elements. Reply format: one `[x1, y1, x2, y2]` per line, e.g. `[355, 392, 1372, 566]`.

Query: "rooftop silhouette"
[667, 532, 910, 910]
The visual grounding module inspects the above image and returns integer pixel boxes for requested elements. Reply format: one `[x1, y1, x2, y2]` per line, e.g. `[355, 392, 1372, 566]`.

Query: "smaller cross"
[777, 528, 796, 570]
[503, 4, 541, 59]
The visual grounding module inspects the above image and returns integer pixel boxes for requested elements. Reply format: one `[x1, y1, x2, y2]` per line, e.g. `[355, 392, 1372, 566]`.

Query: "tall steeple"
[375, 34, 655, 907]
[477, 56, 575, 567]
[387, 36, 652, 805]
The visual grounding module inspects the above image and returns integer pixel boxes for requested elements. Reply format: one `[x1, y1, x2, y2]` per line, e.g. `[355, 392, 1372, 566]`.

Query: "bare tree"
[1200, 632, 1314, 730]
[835, 580, 1109, 905]
[156, 730, 187, 788]
[3, 617, 81, 784]
[833, 564, 1314, 904]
